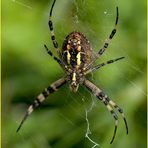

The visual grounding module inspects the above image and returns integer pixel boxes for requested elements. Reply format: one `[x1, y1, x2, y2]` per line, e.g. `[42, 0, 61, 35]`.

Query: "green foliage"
[2, 0, 146, 147]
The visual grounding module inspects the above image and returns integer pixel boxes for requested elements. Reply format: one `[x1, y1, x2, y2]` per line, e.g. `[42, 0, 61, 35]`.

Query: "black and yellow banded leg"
[44, 44, 62, 66]
[48, 0, 60, 53]
[16, 77, 66, 132]
[101, 98, 118, 144]
[104, 95, 128, 135]
[85, 57, 124, 75]
[83, 79, 128, 144]
[48, 18, 59, 51]
[97, 7, 119, 57]
[83, 79, 118, 143]
[44, 45, 69, 70]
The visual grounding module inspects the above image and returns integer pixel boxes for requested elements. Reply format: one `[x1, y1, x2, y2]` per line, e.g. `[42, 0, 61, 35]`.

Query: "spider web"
[4, 0, 146, 147]
[84, 104, 99, 148]
[11, 0, 32, 9]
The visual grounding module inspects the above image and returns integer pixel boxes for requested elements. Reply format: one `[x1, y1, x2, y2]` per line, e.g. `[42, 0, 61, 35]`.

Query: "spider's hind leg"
[16, 77, 66, 132]
[83, 79, 128, 143]
[102, 97, 118, 144]
[107, 99, 128, 134]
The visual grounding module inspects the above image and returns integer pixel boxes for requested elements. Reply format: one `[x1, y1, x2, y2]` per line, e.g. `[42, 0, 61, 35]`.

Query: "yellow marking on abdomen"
[77, 40, 81, 45]
[67, 44, 70, 50]
[67, 51, 71, 64]
[77, 45, 81, 52]
[76, 52, 81, 66]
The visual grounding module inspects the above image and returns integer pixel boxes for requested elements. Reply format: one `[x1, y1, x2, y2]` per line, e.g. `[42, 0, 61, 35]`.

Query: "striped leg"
[83, 79, 128, 144]
[106, 97, 128, 135]
[97, 7, 119, 57]
[102, 98, 118, 144]
[44, 44, 62, 65]
[48, 0, 60, 53]
[44, 45, 69, 70]
[16, 77, 66, 132]
[84, 57, 124, 75]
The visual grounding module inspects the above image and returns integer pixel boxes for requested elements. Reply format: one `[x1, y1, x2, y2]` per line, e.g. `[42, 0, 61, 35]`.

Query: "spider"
[17, 0, 128, 144]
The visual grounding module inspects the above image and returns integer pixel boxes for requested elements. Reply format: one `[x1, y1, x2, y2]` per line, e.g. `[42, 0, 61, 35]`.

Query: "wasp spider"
[17, 0, 128, 144]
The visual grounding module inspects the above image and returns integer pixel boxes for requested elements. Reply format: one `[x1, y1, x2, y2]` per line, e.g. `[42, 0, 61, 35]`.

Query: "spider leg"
[83, 79, 128, 144]
[102, 97, 118, 144]
[97, 7, 119, 57]
[48, 0, 60, 54]
[44, 44, 62, 65]
[16, 77, 66, 132]
[44, 44, 69, 70]
[107, 99, 128, 134]
[84, 57, 124, 75]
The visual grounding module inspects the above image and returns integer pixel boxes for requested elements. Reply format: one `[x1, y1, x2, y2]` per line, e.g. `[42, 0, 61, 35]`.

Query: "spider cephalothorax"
[17, 0, 128, 144]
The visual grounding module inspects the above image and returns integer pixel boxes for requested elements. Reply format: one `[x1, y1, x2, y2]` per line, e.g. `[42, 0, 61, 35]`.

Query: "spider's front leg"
[83, 79, 128, 144]
[44, 44, 62, 65]
[16, 77, 66, 132]
[48, 0, 60, 54]
[97, 7, 119, 58]
[84, 56, 125, 75]
[44, 45, 69, 71]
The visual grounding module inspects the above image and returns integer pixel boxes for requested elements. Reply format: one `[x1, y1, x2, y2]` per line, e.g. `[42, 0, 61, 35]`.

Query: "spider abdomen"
[62, 31, 92, 69]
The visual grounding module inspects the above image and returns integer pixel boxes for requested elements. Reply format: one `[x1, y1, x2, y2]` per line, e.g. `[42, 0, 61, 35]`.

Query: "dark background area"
[2, 0, 146, 147]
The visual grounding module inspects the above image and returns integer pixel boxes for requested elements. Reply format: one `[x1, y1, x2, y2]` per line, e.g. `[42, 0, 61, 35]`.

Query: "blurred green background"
[2, 0, 146, 148]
